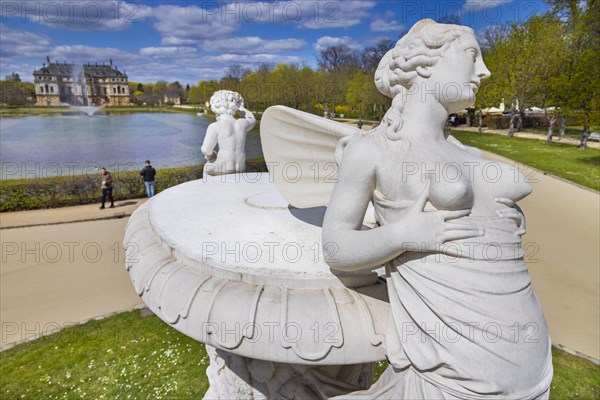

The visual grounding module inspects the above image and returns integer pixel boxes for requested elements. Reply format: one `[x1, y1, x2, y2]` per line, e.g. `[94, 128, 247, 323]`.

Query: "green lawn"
[452, 130, 600, 191]
[1, 311, 598, 399]
[0, 107, 72, 117]
[0, 311, 207, 399]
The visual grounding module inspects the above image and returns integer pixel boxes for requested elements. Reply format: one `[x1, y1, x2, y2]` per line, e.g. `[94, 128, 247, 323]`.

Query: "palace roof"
[33, 59, 127, 78]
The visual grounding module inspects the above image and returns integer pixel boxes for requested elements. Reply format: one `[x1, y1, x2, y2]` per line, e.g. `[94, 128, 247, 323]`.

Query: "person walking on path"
[450, 114, 457, 127]
[99, 167, 114, 209]
[140, 160, 156, 198]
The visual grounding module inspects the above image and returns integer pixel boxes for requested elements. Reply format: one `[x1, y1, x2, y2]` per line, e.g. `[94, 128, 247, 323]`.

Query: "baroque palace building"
[33, 57, 129, 106]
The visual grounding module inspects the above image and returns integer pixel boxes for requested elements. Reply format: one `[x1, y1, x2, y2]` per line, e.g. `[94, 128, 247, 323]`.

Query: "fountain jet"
[70, 64, 99, 116]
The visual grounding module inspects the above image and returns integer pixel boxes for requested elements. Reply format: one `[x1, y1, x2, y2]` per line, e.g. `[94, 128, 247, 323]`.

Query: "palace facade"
[33, 57, 130, 106]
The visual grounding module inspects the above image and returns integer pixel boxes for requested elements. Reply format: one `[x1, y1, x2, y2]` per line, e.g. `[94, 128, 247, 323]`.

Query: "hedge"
[0, 160, 267, 212]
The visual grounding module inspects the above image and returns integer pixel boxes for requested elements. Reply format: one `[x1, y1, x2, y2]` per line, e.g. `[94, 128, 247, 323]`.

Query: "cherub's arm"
[238, 105, 256, 131]
[201, 123, 219, 161]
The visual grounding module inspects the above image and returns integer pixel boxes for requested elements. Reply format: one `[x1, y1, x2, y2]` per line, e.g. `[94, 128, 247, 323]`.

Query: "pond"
[0, 113, 263, 180]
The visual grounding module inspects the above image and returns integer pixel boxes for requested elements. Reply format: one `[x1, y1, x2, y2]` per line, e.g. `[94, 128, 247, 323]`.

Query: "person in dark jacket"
[99, 167, 114, 209]
[140, 160, 156, 198]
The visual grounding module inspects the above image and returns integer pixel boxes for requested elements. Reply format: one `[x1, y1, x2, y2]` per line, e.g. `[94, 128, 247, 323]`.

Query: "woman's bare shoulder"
[345, 132, 384, 158]
[335, 132, 384, 181]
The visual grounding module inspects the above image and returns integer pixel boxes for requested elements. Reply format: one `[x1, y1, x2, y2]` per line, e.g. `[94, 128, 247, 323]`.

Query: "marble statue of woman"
[261, 19, 552, 399]
[202, 90, 256, 176]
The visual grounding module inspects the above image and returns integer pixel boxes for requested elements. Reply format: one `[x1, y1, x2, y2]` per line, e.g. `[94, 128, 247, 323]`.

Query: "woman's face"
[429, 32, 491, 113]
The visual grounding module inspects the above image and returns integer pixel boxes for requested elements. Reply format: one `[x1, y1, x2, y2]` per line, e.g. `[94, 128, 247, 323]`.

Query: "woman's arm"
[323, 136, 482, 272]
[323, 137, 406, 271]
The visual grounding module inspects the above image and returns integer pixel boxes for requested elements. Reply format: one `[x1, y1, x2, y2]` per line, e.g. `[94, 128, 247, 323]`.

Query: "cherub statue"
[201, 90, 256, 176]
[261, 19, 552, 399]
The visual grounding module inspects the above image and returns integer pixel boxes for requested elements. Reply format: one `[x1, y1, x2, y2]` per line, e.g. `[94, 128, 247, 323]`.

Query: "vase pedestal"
[124, 173, 389, 399]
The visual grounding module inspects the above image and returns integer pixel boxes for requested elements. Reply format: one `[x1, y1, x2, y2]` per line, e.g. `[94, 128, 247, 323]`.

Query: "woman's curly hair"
[375, 19, 474, 141]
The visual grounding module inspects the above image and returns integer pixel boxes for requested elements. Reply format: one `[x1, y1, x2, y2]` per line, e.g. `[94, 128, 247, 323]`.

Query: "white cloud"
[298, 0, 377, 29]
[203, 53, 301, 64]
[314, 36, 362, 52]
[20, 43, 301, 83]
[127, 53, 302, 82]
[201, 37, 306, 54]
[1, 0, 381, 84]
[370, 11, 404, 32]
[139, 47, 197, 57]
[0, 25, 51, 58]
[0, 61, 37, 82]
[150, 1, 375, 47]
[463, 0, 514, 11]
[184, 0, 376, 28]
[0, 0, 152, 31]
[153, 5, 240, 45]
[0, 23, 305, 84]
[370, 19, 404, 32]
[49, 45, 134, 66]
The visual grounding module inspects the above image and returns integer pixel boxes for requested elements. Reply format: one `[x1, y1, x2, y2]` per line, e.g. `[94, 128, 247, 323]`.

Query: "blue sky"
[0, 0, 548, 85]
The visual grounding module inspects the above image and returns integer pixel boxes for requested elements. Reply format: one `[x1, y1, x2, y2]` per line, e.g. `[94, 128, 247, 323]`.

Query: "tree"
[545, 0, 600, 148]
[167, 81, 184, 95]
[256, 63, 274, 75]
[221, 66, 250, 92]
[153, 81, 168, 104]
[187, 85, 203, 105]
[316, 45, 361, 116]
[317, 45, 360, 73]
[0, 80, 34, 105]
[345, 71, 390, 119]
[184, 84, 190, 102]
[224, 64, 251, 82]
[479, 24, 510, 52]
[140, 85, 157, 104]
[188, 80, 219, 106]
[481, 16, 564, 136]
[361, 39, 395, 72]
[4, 72, 21, 82]
[522, 16, 565, 141]
[267, 63, 305, 108]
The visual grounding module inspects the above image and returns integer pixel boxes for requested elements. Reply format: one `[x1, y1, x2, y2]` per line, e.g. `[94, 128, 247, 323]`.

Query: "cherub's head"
[210, 90, 243, 116]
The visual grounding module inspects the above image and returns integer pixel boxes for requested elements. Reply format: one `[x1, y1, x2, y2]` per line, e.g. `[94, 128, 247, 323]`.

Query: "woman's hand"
[495, 198, 526, 236]
[394, 181, 484, 252]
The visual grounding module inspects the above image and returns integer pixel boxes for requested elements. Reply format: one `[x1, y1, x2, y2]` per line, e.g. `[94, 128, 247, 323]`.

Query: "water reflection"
[0, 113, 263, 180]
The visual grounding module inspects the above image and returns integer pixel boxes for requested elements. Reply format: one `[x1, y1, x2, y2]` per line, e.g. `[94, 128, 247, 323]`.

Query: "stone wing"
[260, 106, 362, 208]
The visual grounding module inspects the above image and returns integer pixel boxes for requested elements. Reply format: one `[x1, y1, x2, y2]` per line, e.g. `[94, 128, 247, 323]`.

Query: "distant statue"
[201, 90, 256, 177]
[261, 18, 552, 399]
